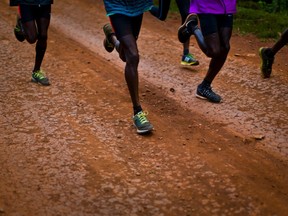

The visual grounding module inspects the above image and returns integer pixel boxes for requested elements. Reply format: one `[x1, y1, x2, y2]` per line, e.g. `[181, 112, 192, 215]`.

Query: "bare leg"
[150, 0, 171, 21]
[204, 27, 232, 83]
[33, 17, 50, 72]
[22, 20, 38, 44]
[271, 28, 288, 56]
[118, 35, 140, 108]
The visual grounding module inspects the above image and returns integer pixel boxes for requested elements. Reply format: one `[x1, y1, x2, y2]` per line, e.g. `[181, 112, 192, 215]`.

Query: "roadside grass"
[234, 7, 287, 39]
[166, 2, 287, 39]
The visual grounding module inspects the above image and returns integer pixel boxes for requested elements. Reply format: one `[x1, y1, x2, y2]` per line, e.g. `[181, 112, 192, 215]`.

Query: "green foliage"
[239, 0, 288, 13]
[153, 0, 287, 39]
[238, 0, 262, 9]
[234, 7, 287, 38]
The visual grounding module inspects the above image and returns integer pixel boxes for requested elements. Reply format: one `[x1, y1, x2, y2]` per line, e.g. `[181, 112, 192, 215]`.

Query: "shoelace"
[202, 86, 214, 97]
[136, 111, 149, 124]
[33, 70, 46, 79]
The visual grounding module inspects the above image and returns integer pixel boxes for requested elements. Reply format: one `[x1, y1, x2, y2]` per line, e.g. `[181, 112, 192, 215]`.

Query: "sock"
[183, 49, 189, 56]
[133, 106, 142, 115]
[201, 79, 211, 87]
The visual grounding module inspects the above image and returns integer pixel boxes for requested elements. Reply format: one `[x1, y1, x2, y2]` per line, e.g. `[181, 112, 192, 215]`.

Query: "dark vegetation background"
[163, 0, 288, 39]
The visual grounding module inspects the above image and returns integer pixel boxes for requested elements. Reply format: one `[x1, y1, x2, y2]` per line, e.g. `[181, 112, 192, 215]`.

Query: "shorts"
[109, 14, 143, 40]
[198, 14, 233, 36]
[19, 4, 51, 23]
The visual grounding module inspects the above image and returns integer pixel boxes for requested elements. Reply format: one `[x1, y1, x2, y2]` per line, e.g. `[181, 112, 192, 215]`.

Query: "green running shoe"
[31, 70, 50, 86]
[181, 53, 199, 66]
[259, 47, 274, 78]
[133, 111, 153, 134]
[103, 23, 115, 53]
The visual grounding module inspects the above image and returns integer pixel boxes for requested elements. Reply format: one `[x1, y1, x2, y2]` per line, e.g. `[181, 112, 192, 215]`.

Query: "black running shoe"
[196, 84, 222, 103]
[259, 47, 274, 78]
[31, 70, 50, 86]
[178, 14, 199, 43]
[14, 15, 25, 42]
[103, 23, 115, 53]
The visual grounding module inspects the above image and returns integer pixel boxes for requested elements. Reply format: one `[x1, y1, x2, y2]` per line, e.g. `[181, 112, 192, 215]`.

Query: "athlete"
[178, 0, 237, 103]
[10, 0, 53, 86]
[150, 0, 199, 66]
[102, 0, 154, 134]
[259, 28, 288, 78]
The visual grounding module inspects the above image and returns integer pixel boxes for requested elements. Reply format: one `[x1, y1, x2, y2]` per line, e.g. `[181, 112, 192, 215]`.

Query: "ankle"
[200, 79, 211, 87]
[133, 105, 142, 115]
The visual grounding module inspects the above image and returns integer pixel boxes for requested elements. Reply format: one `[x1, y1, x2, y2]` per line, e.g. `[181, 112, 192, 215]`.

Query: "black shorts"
[109, 14, 143, 40]
[198, 14, 233, 36]
[19, 4, 51, 23]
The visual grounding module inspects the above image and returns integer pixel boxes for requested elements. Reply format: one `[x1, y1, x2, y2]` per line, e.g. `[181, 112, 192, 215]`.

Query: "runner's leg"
[110, 14, 143, 113]
[34, 15, 50, 72]
[271, 28, 288, 55]
[203, 16, 232, 83]
[19, 5, 38, 44]
[150, 0, 171, 21]
[176, 0, 190, 54]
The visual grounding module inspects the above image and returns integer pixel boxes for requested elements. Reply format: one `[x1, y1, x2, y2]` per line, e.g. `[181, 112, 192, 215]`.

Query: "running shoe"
[181, 53, 199, 66]
[103, 23, 115, 53]
[14, 15, 25, 42]
[178, 14, 199, 43]
[133, 111, 154, 134]
[196, 84, 221, 103]
[259, 47, 274, 78]
[31, 70, 50, 86]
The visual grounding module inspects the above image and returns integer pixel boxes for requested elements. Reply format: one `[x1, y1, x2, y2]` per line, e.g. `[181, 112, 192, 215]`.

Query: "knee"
[25, 34, 38, 44]
[207, 45, 230, 58]
[26, 33, 47, 44]
[223, 44, 230, 55]
[126, 51, 139, 65]
[37, 33, 48, 43]
[206, 47, 221, 58]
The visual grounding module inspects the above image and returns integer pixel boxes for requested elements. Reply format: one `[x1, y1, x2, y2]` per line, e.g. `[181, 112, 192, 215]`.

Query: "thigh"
[35, 5, 51, 35]
[19, 5, 37, 41]
[20, 4, 51, 22]
[198, 14, 218, 37]
[218, 15, 233, 47]
[109, 14, 143, 40]
[19, 4, 35, 23]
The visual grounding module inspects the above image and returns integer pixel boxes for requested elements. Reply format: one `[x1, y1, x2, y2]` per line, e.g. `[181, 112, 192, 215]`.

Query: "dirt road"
[0, 0, 288, 215]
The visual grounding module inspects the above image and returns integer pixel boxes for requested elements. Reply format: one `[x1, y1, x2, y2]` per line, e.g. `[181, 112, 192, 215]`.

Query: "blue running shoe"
[181, 53, 199, 66]
[133, 111, 153, 134]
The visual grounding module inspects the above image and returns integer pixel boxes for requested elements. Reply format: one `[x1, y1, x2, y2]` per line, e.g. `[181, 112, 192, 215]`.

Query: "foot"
[181, 53, 199, 66]
[259, 47, 274, 78]
[31, 70, 50, 86]
[196, 84, 221, 103]
[102, 23, 115, 53]
[14, 15, 25, 42]
[178, 14, 199, 43]
[133, 111, 154, 134]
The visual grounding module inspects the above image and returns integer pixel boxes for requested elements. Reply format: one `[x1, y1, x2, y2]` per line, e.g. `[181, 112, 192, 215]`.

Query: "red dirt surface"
[0, 0, 287, 215]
